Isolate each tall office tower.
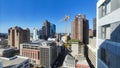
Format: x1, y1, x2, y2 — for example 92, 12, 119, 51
41, 26, 46, 39
97, 0, 120, 68
50, 23, 56, 37
41, 20, 56, 39
33, 28, 39, 40
20, 40, 57, 68
8, 26, 30, 49
93, 18, 96, 37
43, 20, 51, 39
39, 29, 43, 39
71, 14, 89, 44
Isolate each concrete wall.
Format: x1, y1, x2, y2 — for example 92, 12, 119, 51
71, 43, 79, 57
71, 43, 84, 57
63, 54, 75, 68
98, 8, 120, 26
87, 38, 96, 68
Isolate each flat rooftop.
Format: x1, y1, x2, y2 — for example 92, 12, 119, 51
22, 40, 56, 47
0, 56, 29, 67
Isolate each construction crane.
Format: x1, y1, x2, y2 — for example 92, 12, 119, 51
58, 15, 70, 49
58, 15, 70, 34
63, 15, 70, 34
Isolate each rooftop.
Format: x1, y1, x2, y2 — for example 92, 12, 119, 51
0, 56, 29, 67
21, 40, 56, 48
0, 48, 14, 53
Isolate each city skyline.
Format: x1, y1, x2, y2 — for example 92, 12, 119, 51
1, 0, 120, 68
0, 0, 97, 33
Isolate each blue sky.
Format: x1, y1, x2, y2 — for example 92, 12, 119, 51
0, 0, 97, 33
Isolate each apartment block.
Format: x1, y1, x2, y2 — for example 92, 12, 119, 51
97, 0, 120, 68
8, 26, 30, 49
71, 14, 89, 44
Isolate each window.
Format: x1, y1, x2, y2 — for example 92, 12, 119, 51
106, 0, 111, 14
102, 3, 106, 16
99, 0, 111, 18
38, 51, 40, 60
101, 24, 110, 39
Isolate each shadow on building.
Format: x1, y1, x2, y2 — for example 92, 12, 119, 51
52, 46, 68, 68
98, 24, 120, 68
84, 45, 94, 68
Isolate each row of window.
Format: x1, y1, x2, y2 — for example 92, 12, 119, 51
99, 0, 111, 18
22, 51, 40, 60
99, 0, 120, 18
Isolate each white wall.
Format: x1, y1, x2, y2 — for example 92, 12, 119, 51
71, 43, 79, 57
98, 8, 120, 26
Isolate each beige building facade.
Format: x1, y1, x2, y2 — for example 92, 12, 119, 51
20, 40, 57, 68
8, 26, 30, 49
71, 14, 89, 44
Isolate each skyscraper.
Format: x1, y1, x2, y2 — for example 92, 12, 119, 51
33, 28, 39, 40
71, 14, 89, 44
50, 23, 56, 37
43, 20, 51, 38
8, 26, 30, 49
41, 20, 56, 40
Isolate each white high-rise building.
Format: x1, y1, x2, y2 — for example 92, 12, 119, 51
33, 28, 39, 40
97, 0, 120, 68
